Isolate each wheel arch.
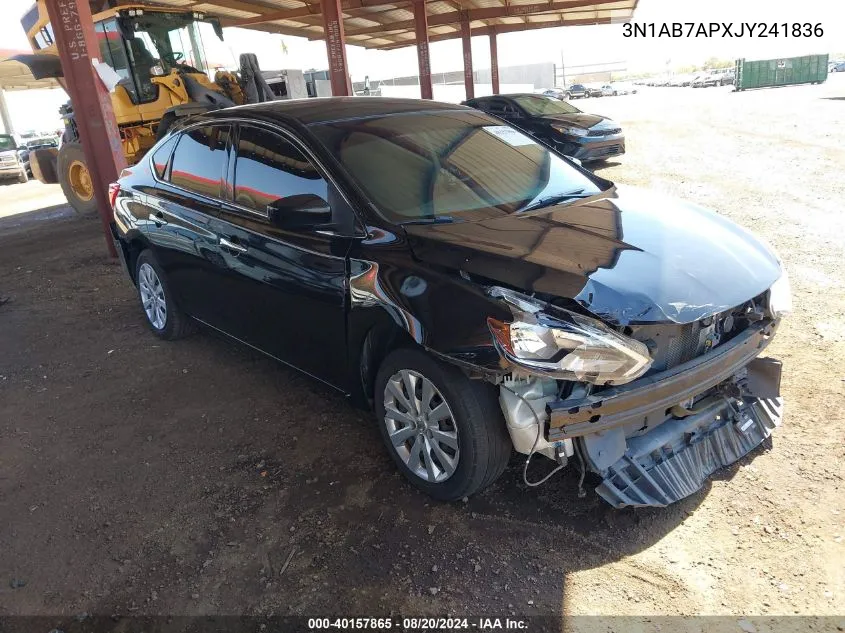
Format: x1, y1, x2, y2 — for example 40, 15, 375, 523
345, 258, 509, 407
351, 312, 419, 409
122, 232, 154, 285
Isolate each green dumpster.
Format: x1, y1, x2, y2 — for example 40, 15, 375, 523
735, 54, 828, 91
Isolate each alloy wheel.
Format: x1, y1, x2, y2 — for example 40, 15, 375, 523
383, 369, 459, 483
138, 262, 167, 330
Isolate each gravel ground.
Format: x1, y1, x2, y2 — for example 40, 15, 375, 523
0, 78, 843, 626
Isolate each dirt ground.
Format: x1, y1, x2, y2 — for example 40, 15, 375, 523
1, 77, 843, 626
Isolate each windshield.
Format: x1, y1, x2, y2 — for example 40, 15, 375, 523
0, 135, 16, 151
510, 95, 580, 116
313, 110, 605, 223
127, 12, 209, 73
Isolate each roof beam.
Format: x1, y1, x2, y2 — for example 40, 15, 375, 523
219, 0, 417, 27
330, 0, 621, 38
378, 14, 617, 48
186, 0, 267, 15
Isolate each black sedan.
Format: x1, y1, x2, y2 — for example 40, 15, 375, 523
464, 93, 625, 162
111, 97, 789, 508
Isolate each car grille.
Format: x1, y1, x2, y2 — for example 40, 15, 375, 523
632, 310, 747, 371
0, 156, 17, 166
664, 321, 704, 369
588, 128, 621, 137
592, 144, 624, 157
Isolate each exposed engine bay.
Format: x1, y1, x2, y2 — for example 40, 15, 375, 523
491, 289, 785, 508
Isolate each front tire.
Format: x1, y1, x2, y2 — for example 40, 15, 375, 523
135, 250, 194, 340
375, 348, 511, 501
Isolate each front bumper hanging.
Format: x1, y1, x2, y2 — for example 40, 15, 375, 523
544, 319, 784, 508
596, 393, 783, 507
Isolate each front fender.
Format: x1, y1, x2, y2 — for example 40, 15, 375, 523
347, 253, 510, 377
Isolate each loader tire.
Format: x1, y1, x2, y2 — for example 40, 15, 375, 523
30, 148, 59, 184
57, 142, 97, 215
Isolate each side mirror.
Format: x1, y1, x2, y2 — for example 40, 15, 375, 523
267, 194, 332, 230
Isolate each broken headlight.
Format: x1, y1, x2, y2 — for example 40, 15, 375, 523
487, 287, 652, 385
551, 123, 588, 137
768, 268, 792, 319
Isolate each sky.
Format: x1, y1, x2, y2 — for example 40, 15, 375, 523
2, 0, 843, 133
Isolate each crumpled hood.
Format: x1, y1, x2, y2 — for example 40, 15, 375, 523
403, 185, 782, 325
537, 112, 606, 129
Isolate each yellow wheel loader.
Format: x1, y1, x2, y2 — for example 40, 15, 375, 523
13, 1, 267, 214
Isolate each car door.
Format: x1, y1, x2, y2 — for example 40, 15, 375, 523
142, 124, 234, 323
208, 122, 353, 388
143, 124, 232, 324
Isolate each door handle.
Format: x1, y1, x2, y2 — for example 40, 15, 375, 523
149, 211, 167, 226
219, 237, 248, 254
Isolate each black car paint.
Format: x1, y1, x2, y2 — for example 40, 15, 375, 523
112, 98, 778, 407
464, 94, 625, 162
404, 186, 781, 325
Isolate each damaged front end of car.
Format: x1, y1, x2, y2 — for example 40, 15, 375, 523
485, 272, 790, 508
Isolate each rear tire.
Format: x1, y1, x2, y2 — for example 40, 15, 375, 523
57, 142, 97, 215
375, 348, 511, 501
134, 250, 195, 340
30, 148, 59, 184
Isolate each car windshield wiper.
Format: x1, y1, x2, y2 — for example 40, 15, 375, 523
519, 189, 593, 213
400, 216, 456, 225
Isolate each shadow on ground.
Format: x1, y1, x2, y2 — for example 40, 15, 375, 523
0, 212, 776, 623
589, 160, 622, 174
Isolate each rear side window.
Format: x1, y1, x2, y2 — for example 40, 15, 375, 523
232, 125, 327, 214
168, 125, 230, 199
150, 135, 178, 179
476, 98, 508, 114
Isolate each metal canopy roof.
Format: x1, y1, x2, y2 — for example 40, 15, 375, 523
0, 49, 61, 90
145, 0, 637, 50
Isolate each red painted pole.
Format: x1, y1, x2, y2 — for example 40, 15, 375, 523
489, 29, 500, 95
321, 0, 353, 96
413, 0, 433, 100
461, 13, 474, 100
44, 0, 125, 258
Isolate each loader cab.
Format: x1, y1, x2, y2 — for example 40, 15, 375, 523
23, 3, 223, 110
17, 1, 231, 215
106, 8, 216, 105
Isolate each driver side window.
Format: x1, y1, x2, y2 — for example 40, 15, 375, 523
232, 125, 329, 216
479, 98, 507, 114
481, 99, 519, 120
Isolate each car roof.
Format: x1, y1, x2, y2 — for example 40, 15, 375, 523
205, 97, 467, 126
477, 93, 543, 100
